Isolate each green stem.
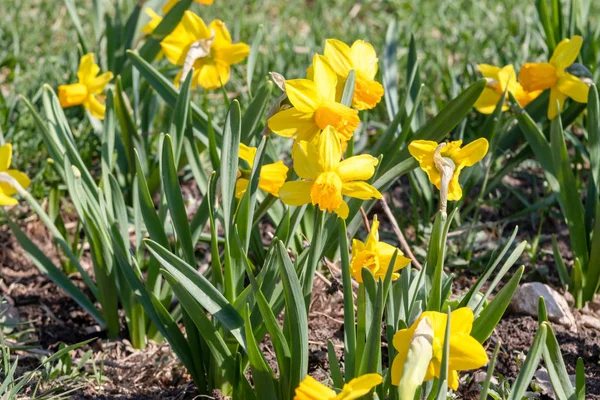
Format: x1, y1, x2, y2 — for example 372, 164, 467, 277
302, 209, 325, 309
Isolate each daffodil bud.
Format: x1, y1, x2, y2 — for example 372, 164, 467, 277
397, 316, 434, 399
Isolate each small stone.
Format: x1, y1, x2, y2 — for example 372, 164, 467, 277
581, 315, 600, 331
510, 282, 576, 330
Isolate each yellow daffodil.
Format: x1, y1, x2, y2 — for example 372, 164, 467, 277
162, 0, 213, 14
268, 55, 360, 143
279, 126, 381, 219
391, 308, 488, 390
323, 38, 384, 110
0, 144, 31, 206
519, 35, 590, 120
294, 374, 383, 400
142, 8, 162, 35
58, 53, 113, 119
161, 11, 250, 90
408, 138, 488, 201
235, 143, 289, 198
474, 64, 541, 114
350, 215, 411, 282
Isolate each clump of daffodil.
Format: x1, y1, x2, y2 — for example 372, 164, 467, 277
322, 38, 384, 110
235, 143, 289, 198
58, 53, 113, 119
408, 138, 488, 207
279, 126, 381, 219
391, 308, 488, 391
519, 35, 590, 120
161, 11, 250, 90
294, 373, 383, 400
474, 64, 541, 114
351, 215, 411, 282
268, 55, 360, 143
0, 143, 31, 206
162, 0, 213, 14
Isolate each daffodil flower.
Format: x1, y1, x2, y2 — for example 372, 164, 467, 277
519, 35, 590, 120
279, 126, 381, 219
351, 215, 411, 282
474, 64, 541, 114
268, 55, 360, 143
294, 373, 383, 400
58, 53, 114, 119
0, 144, 31, 206
235, 143, 289, 198
161, 11, 250, 90
162, 0, 213, 14
322, 39, 384, 110
408, 138, 488, 201
391, 308, 488, 390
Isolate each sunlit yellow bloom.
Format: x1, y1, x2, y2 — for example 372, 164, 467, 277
294, 374, 383, 400
268, 55, 360, 143
162, 0, 214, 14
142, 8, 162, 34
0, 144, 31, 206
279, 126, 381, 219
350, 215, 411, 282
391, 308, 488, 390
58, 53, 113, 119
519, 35, 589, 120
474, 64, 541, 114
322, 39, 384, 110
235, 143, 288, 198
408, 138, 488, 201
161, 11, 250, 90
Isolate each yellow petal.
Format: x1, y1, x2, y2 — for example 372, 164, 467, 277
314, 101, 359, 141
448, 333, 488, 371
450, 307, 474, 334
448, 370, 460, 391
474, 87, 504, 114
77, 53, 100, 83
512, 83, 542, 109
196, 0, 214, 4
350, 40, 378, 79
214, 42, 250, 66
408, 140, 441, 188
161, 0, 178, 13
477, 64, 501, 79
197, 62, 230, 90
377, 242, 411, 276
391, 328, 414, 385
161, 11, 210, 65
292, 141, 321, 179
336, 374, 383, 400
324, 38, 353, 77
311, 172, 343, 213
352, 71, 384, 110
519, 62, 557, 92
284, 79, 321, 113
497, 64, 517, 93
268, 107, 319, 140
0, 143, 12, 171
0, 170, 31, 197
58, 83, 88, 108
293, 375, 336, 400
209, 19, 232, 47
279, 180, 313, 207
88, 72, 113, 94
452, 138, 489, 168
84, 95, 106, 119
318, 126, 342, 172
0, 189, 18, 206
238, 143, 257, 167
235, 178, 249, 199
142, 8, 162, 34
447, 166, 464, 201
336, 154, 379, 182
341, 181, 382, 200
548, 86, 567, 120
312, 54, 337, 101
557, 73, 589, 103
334, 199, 349, 219
259, 161, 289, 197
550, 35, 583, 70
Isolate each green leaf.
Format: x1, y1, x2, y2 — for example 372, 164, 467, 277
435, 307, 452, 400
479, 340, 501, 400
552, 235, 572, 287
169, 71, 193, 164
242, 306, 277, 398
508, 323, 547, 400
576, 358, 586, 400
62, 0, 88, 54
382, 19, 399, 120
241, 81, 273, 143
327, 340, 343, 389
587, 85, 599, 190
540, 310, 575, 399
341, 70, 356, 107
246, 25, 265, 96
114, 76, 139, 175
338, 219, 356, 381
536, 0, 557, 52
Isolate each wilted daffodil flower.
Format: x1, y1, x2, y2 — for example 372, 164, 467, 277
323, 39, 384, 110
58, 53, 113, 119
161, 11, 250, 90
351, 215, 411, 282
519, 35, 590, 120
391, 308, 488, 390
0, 144, 31, 206
474, 64, 541, 114
162, 0, 213, 14
268, 55, 360, 143
235, 143, 289, 198
294, 373, 383, 400
408, 138, 488, 202
279, 126, 381, 219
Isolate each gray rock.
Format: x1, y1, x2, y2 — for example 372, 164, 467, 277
581, 315, 600, 331
510, 282, 576, 330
